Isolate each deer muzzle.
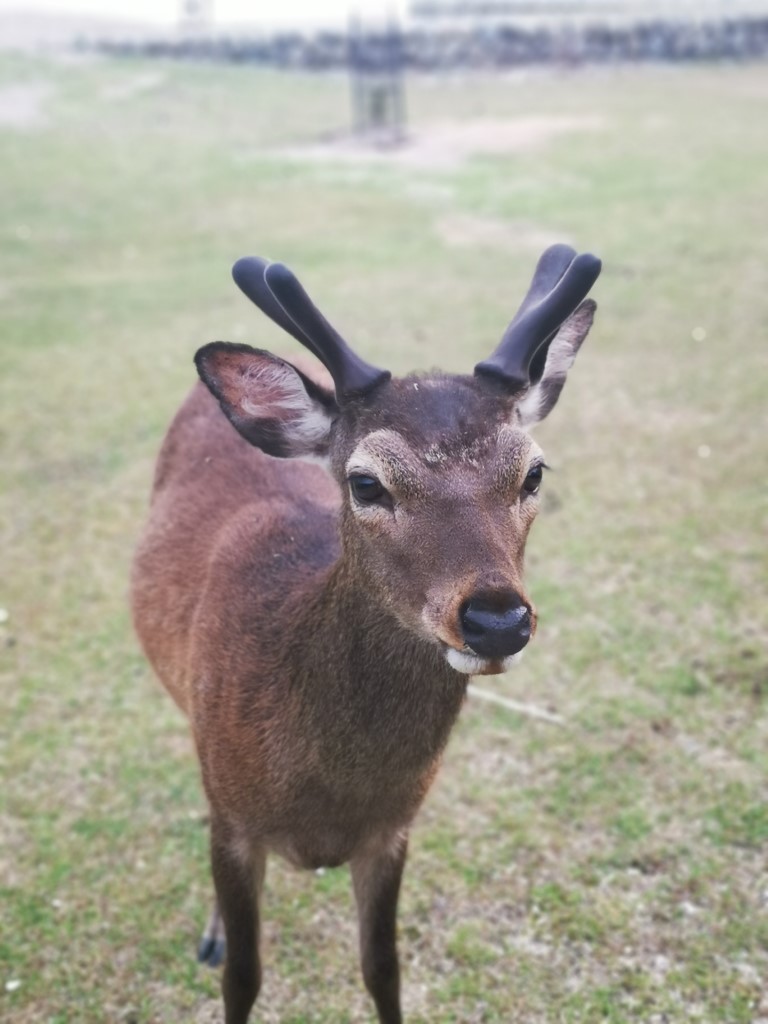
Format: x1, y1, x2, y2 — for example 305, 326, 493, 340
459, 592, 532, 659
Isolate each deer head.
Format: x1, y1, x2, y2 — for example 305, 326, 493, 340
195, 246, 600, 676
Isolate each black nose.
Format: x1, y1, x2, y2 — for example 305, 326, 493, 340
460, 592, 531, 659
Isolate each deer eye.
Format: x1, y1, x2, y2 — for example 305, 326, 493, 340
349, 474, 387, 505
522, 464, 544, 495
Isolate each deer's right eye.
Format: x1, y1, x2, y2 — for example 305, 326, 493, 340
522, 464, 544, 495
349, 474, 387, 505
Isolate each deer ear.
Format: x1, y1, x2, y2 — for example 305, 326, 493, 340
516, 300, 596, 428
195, 342, 338, 459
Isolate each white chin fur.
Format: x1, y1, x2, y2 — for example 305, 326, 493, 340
445, 648, 525, 675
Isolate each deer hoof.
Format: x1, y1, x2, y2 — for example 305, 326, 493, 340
197, 933, 226, 968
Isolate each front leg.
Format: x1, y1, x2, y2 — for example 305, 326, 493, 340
351, 832, 409, 1024
210, 817, 267, 1024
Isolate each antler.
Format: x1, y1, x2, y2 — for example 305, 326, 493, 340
475, 245, 602, 392
232, 257, 391, 401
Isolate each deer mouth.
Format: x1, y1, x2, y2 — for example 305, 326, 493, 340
443, 645, 525, 676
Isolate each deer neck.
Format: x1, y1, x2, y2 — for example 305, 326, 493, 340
287, 542, 466, 712
284, 556, 467, 781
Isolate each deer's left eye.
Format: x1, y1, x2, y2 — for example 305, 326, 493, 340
349, 474, 387, 504
522, 464, 544, 495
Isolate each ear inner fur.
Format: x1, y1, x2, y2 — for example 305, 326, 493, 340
195, 341, 336, 458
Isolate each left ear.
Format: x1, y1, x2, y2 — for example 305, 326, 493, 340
195, 342, 338, 459
516, 299, 596, 428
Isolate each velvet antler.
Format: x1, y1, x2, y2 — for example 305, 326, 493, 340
475, 245, 601, 393
232, 257, 391, 401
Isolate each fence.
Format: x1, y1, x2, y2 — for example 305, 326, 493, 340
84, 15, 768, 68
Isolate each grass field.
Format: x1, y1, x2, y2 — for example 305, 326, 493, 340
1, 52, 767, 1024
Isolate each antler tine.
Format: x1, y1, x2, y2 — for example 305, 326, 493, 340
262, 262, 391, 401
232, 257, 391, 401
232, 257, 316, 352
475, 245, 602, 392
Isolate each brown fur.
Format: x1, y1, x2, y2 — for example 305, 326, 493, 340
133, 377, 479, 864
131, 303, 594, 1022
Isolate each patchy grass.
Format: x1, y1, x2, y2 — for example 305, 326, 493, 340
1, 55, 767, 1023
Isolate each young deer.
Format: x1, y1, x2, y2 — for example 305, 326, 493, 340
131, 244, 601, 1024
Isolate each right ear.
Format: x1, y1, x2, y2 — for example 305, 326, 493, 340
195, 342, 338, 459
515, 299, 596, 428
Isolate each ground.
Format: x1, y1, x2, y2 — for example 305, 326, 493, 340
0, 53, 766, 1023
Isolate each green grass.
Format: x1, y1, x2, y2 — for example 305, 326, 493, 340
1, 54, 767, 1023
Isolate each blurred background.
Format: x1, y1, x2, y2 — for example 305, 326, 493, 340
1, 1, 767, 1021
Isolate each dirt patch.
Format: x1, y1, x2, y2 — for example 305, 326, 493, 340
279, 114, 605, 171
192, 1000, 224, 1024
695, 646, 768, 701
436, 213, 571, 253
102, 71, 167, 103
0, 82, 52, 129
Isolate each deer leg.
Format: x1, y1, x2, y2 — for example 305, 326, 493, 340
198, 898, 226, 967
209, 819, 266, 1024
351, 833, 408, 1024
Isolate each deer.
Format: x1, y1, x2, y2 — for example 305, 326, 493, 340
130, 243, 601, 1024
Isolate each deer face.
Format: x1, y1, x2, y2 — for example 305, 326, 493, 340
331, 376, 541, 674
196, 247, 600, 676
